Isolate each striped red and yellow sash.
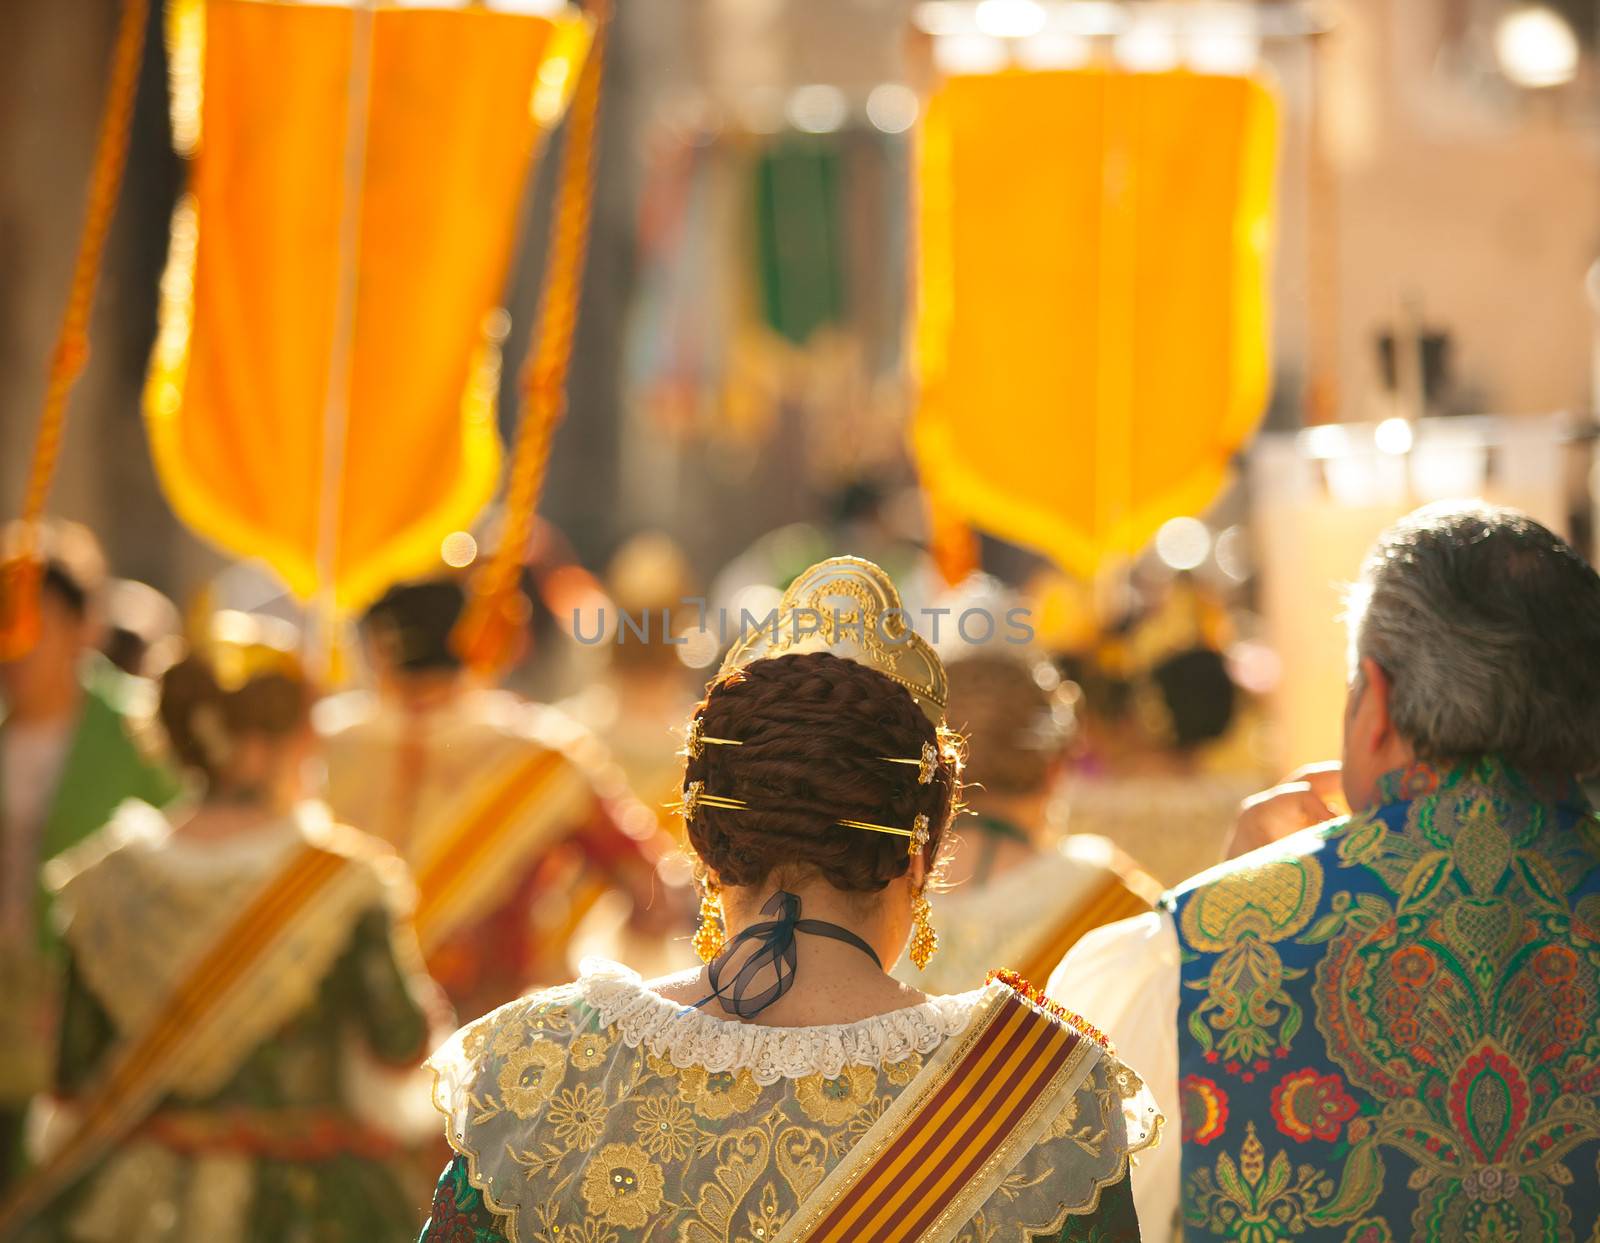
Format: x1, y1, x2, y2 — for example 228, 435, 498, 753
780, 986, 1098, 1243
1012, 871, 1153, 987
410, 746, 575, 954
0, 843, 351, 1236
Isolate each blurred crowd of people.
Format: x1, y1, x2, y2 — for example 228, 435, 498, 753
6, 501, 1596, 1242
0, 510, 1266, 1240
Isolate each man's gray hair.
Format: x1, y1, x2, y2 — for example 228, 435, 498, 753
1347, 502, 1600, 777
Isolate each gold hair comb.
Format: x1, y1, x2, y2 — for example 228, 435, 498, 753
677, 782, 931, 859
682, 715, 745, 760
880, 740, 939, 785
684, 718, 940, 784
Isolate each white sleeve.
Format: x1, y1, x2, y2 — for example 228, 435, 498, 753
1046, 910, 1182, 1243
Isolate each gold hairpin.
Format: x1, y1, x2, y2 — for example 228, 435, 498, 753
683, 716, 745, 760
677, 782, 931, 856
677, 781, 749, 820
880, 740, 939, 785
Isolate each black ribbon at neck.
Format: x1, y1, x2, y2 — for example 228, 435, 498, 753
695, 890, 882, 1020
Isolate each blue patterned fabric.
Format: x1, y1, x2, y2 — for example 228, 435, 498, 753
1165, 758, 1600, 1242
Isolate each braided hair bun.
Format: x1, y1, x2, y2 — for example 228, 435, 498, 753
159, 654, 311, 786
684, 651, 962, 892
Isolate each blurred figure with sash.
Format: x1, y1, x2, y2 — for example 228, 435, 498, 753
897, 652, 1160, 995
0, 522, 180, 1192
1061, 577, 1264, 888
419, 558, 1159, 1243
321, 577, 681, 1023
0, 613, 440, 1242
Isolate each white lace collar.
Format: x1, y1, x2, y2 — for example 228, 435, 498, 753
575, 958, 993, 1085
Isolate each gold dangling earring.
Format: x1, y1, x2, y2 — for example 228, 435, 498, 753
909, 887, 938, 970
693, 883, 725, 963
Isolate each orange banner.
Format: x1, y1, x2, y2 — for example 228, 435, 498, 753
146, 0, 589, 612
913, 70, 1278, 578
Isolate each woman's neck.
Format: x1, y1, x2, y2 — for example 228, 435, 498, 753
939, 793, 1049, 889
173, 798, 295, 842
654, 879, 928, 1027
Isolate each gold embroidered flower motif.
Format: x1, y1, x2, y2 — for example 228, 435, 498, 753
796, 1065, 877, 1127
557, 1223, 620, 1243
746, 1182, 788, 1239
461, 1022, 490, 1061
580, 1141, 665, 1229
1049, 1091, 1083, 1139
645, 1052, 680, 1079
496, 1039, 567, 1119
491, 1020, 529, 1057
884, 1055, 921, 1086
634, 1093, 697, 1160
547, 1083, 609, 1152
570, 1028, 612, 1070
678, 1066, 762, 1121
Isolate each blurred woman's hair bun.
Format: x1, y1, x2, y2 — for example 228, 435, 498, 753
159, 612, 312, 784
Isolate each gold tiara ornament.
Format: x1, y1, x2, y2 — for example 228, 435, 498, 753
717, 556, 948, 725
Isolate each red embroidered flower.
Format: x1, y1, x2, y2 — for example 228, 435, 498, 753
1180, 1074, 1229, 1146
427, 1193, 478, 1243
1449, 1045, 1529, 1163
1271, 1068, 1358, 1143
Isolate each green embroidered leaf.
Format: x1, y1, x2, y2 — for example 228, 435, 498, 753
1280, 1000, 1303, 1049
1214, 1152, 1249, 1206
1189, 1008, 1214, 1053
1262, 1150, 1292, 1203
1396, 852, 1452, 913
1301, 910, 1348, 945
1514, 854, 1565, 911
1338, 816, 1387, 866
1307, 1138, 1384, 1226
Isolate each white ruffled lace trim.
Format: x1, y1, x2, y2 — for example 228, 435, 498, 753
576, 959, 989, 1086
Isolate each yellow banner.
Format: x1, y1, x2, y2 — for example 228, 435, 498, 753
913, 70, 1278, 577
146, 0, 589, 611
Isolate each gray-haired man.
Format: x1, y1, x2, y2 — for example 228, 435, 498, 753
1050, 503, 1600, 1242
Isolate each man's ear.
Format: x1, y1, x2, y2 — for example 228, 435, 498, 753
1354, 657, 1395, 752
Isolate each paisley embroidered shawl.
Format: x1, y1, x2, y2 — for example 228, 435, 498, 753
426, 961, 1161, 1242
1166, 758, 1600, 1242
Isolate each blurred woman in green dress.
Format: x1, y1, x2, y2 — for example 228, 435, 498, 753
4, 615, 443, 1243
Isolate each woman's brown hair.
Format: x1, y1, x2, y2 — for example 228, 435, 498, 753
159, 654, 311, 786
684, 651, 962, 892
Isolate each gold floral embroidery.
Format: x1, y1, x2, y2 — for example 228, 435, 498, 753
497, 1039, 567, 1119
547, 1083, 609, 1151
678, 1066, 762, 1120
1180, 855, 1325, 1074
746, 1182, 788, 1239
461, 1020, 490, 1062
1184, 1122, 1335, 1242
491, 1019, 529, 1057
645, 1051, 679, 1078
1049, 1091, 1082, 1139
634, 1093, 698, 1160
884, 1054, 922, 1086
579, 1141, 665, 1229
570, 1029, 611, 1070
796, 1065, 878, 1127
440, 982, 1150, 1243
